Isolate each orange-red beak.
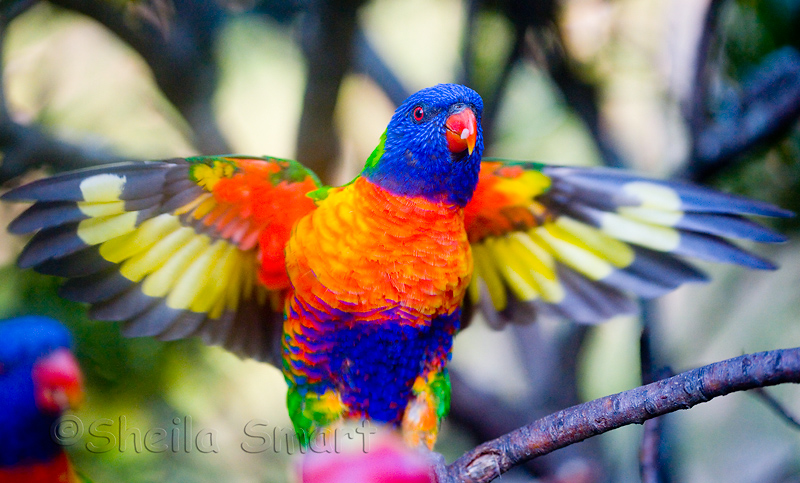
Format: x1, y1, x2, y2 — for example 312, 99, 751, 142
32, 348, 84, 414
445, 107, 477, 155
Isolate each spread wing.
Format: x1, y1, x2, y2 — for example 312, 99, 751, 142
3, 156, 321, 362
464, 160, 792, 328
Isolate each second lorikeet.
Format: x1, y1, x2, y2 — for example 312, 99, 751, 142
2, 84, 791, 449
0, 316, 85, 483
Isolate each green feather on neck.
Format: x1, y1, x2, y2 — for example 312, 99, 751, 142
361, 129, 387, 176
307, 130, 387, 203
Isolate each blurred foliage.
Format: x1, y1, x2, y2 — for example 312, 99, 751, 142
712, 0, 800, 229
726, 0, 800, 74
467, 11, 514, 97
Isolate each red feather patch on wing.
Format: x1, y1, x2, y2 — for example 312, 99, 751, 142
3, 155, 323, 363
464, 162, 551, 243
190, 158, 319, 289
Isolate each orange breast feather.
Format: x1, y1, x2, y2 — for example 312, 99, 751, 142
285, 177, 473, 324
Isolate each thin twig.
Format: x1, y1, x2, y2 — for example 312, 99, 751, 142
752, 386, 800, 432
439, 347, 800, 483
638, 326, 673, 483
640, 415, 669, 483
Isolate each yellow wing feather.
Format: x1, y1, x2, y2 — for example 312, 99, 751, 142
465, 160, 788, 326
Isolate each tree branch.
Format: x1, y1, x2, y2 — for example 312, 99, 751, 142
0, 6, 128, 183
449, 325, 607, 481
294, 0, 366, 183
686, 0, 725, 151
0, 119, 130, 183
682, 0, 800, 181
638, 331, 673, 483
0, 0, 38, 23
352, 28, 409, 107
638, 311, 673, 483
687, 46, 800, 181
48, 0, 231, 155
439, 347, 800, 483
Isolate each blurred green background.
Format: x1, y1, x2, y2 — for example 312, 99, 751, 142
1, 0, 799, 481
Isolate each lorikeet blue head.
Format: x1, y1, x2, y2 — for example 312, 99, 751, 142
363, 83, 484, 206
0, 316, 83, 468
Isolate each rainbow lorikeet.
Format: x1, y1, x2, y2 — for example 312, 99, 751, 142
0, 316, 85, 482
2, 84, 790, 449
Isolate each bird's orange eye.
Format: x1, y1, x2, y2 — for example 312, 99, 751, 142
412, 106, 424, 122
